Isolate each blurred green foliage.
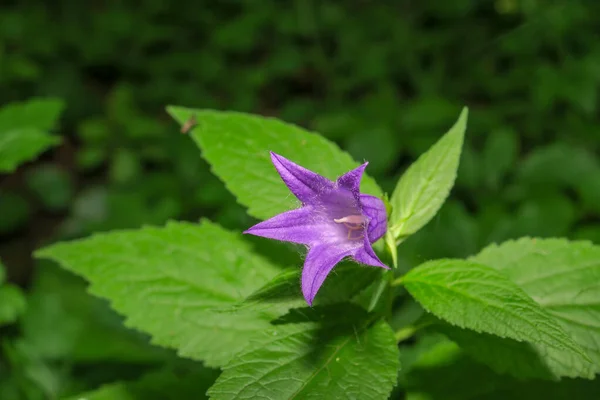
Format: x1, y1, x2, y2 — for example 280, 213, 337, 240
1, 0, 600, 398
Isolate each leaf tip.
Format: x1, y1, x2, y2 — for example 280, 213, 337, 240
165, 105, 191, 125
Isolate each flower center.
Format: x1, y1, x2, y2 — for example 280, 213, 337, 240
333, 215, 366, 241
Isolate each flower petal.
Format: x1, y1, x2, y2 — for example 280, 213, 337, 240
360, 194, 387, 243
270, 152, 333, 204
352, 237, 389, 269
244, 206, 326, 245
336, 162, 368, 195
301, 245, 351, 305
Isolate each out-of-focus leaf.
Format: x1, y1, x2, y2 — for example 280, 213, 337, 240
0, 260, 26, 326
63, 368, 219, 400
20, 262, 169, 363
0, 98, 64, 172
0, 191, 31, 234
482, 128, 518, 189
25, 164, 74, 212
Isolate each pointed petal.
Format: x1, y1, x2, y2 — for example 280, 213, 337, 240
301, 245, 351, 305
360, 194, 387, 243
337, 162, 368, 194
270, 152, 333, 204
352, 237, 389, 269
244, 206, 325, 245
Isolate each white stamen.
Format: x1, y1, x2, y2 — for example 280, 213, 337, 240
334, 215, 365, 224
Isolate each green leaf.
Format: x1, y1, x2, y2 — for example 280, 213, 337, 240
402, 259, 590, 368
208, 306, 399, 400
0, 98, 64, 173
0, 260, 26, 326
20, 262, 168, 363
384, 229, 399, 268
166, 106, 382, 220
0, 98, 64, 132
64, 368, 219, 400
436, 322, 595, 380
389, 107, 468, 240
0, 285, 26, 327
239, 262, 380, 316
471, 238, 600, 375
35, 220, 281, 367
0, 128, 60, 173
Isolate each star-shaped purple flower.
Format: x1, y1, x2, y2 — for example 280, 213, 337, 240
244, 152, 389, 305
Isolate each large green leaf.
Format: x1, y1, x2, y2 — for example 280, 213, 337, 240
35, 220, 280, 367
402, 259, 590, 368
470, 238, 600, 375
389, 107, 468, 241
0, 98, 64, 173
208, 306, 399, 400
166, 107, 382, 220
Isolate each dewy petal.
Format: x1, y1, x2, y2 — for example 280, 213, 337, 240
360, 194, 387, 243
301, 245, 352, 305
352, 237, 389, 269
244, 206, 325, 245
336, 162, 368, 194
270, 152, 333, 204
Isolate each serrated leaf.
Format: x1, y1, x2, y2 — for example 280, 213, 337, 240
390, 107, 468, 240
471, 238, 600, 375
239, 262, 380, 316
64, 367, 219, 400
402, 259, 590, 368
35, 220, 281, 367
0, 98, 64, 173
166, 106, 382, 220
208, 306, 399, 400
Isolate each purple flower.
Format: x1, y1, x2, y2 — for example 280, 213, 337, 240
244, 152, 389, 305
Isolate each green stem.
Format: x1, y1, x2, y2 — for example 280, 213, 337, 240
367, 271, 389, 312
390, 276, 404, 287
394, 325, 418, 343
394, 321, 433, 343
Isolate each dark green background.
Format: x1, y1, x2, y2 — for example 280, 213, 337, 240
1, 0, 599, 398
